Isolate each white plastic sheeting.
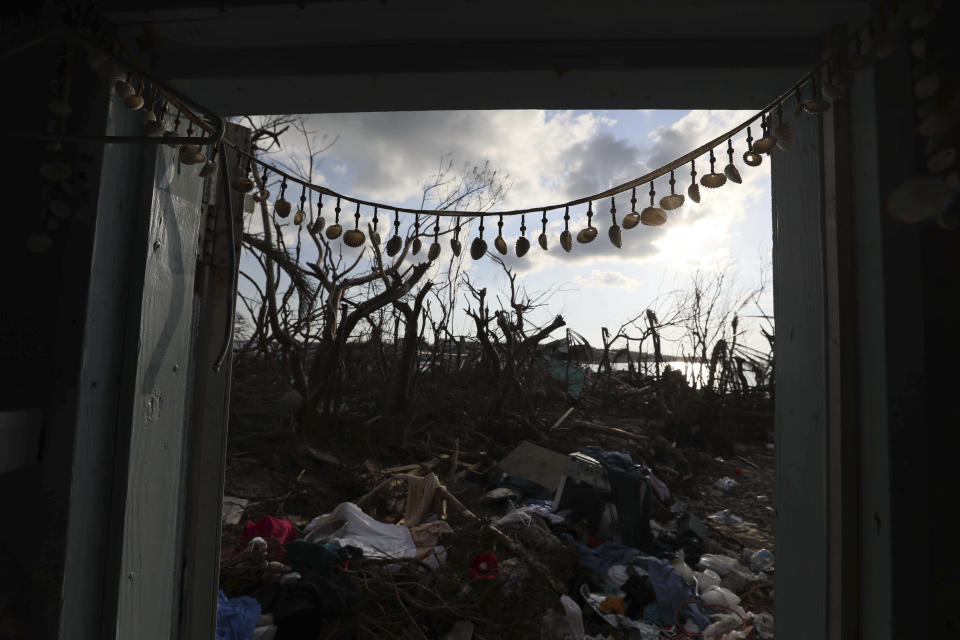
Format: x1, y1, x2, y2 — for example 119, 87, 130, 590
304, 502, 416, 559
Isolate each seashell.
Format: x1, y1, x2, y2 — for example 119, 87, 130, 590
40, 161, 72, 181
494, 235, 507, 255
386, 234, 402, 256
773, 121, 794, 149
909, 37, 925, 59
560, 230, 572, 252
577, 227, 598, 243
822, 82, 847, 99
114, 80, 134, 98
343, 229, 365, 247
274, 198, 291, 217
231, 175, 254, 192
410, 237, 422, 255
700, 172, 727, 189
802, 99, 831, 114
752, 136, 777, 154
723, 164, 742, 184
660, 193, 685, 210
914, 73, 940, 100
48, 100, 72, 117
371, 231, 381, 245
886, 177, 954, 223
325, 223, 342, 240
179, 145, 204, 165
294, 210, 306, 225
198, 161, 216, 178
163, 130, 182, 148
123, 94, 144, 110
688, 183, 701, 203
144, 120, 165, 137
743, 150, 763, 167
470, 237, 487, 259
622, 212, 641, 228
515, 236, 530, 257
927, 148, 956, 173
608, 223, 622, 248
26, 232, 53, 253
918, 107, 960, 137
450, 237, 462, 256
48, 199, 72, 219
428, 241, 441, 261
640, 206, 667, 226
251, 189, 270, 203
537, 232, 548, 250
909, 9, 936, 31
141, 109, 157, 123
874, 32, 900, 58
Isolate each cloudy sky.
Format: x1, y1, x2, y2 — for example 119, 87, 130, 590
239, 109, 773, 353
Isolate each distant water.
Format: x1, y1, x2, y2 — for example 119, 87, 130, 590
596, 360, 760, 386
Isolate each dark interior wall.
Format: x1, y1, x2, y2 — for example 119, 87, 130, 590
0, 23, 110, 640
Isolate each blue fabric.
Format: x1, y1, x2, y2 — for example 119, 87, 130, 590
217, 590, 261, 640
572, 541, 710, 631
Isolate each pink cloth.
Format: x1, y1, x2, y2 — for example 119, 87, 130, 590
240, 516, 298, 558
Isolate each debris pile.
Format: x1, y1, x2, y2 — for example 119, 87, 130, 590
219, 427, 775, 639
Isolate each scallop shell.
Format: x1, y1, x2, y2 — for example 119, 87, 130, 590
515, 236, 530, 257
40, 162, 72, 181
723, 164, 742, 184
428, 242, 441, 261
232, 176, 254, 192
371, 231, 381, 245
494, 235, 508, 255
802, 99, 831, 114
325, 223, 343, 240
274, 199, 291, 217
622, 212, 641, 229
123, 94, 144, 111
886, 177, 953, 223
773, 121, 794, 149
114, 80, 134, 98
700, 172, 727, 189
179, 145, 201, 164
470, 237, 487, 259
198, 161, 216, 178
538, 232, 548, 250
640, 206, 667, 226
144, 120, 165, 137
386, 234, 402, 256
163, 130, 182, 149
927, 148, 956, 173
688, 183, 701, 203
343, 229, 365, 247
914, 73, 941, 100
294, 210, 306, 225
743, 151, 763, 167
752, 136, 777, 154
252, 189, 270, 203
450, 238, 462, 256
659, 194, 685, 210
410, 237, 422, 255
141, 109, 157, 123
560, 230, 572, 252
48, 100, 72, 117
577, 227, 598, 243
608, 224, 622, 248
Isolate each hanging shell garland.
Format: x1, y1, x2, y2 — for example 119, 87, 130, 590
123, 94, 144, 110
428, 241, 441, 261
325, 222, 342, 239
410, 237, 422, 255
294, 210, 306, 225
274, 198, 291, 217
231, 175, 254, 192
494, 235, 507, 255
538, 232, 548, 250
560, 229, 572, 252
450, 237, 462, 256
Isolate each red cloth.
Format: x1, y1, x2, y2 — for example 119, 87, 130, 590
468, 551, 499, 579
240, 516, 298, 558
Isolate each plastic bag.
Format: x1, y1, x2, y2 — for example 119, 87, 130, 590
697, 554, 743, 576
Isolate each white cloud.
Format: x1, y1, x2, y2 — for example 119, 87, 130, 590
573, 270, 642, 289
